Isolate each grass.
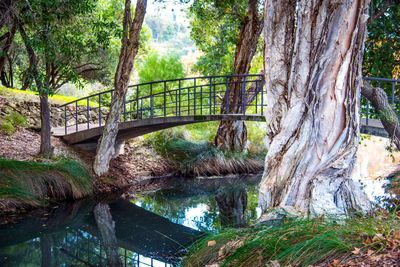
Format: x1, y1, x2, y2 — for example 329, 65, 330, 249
0, 86, 99, 107
147, 129, 265, 176
0, 158, 94, 210
184, 209, 400, 266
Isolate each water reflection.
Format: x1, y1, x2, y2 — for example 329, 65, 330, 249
0, 174, 262, 266
134, 174, 262, 231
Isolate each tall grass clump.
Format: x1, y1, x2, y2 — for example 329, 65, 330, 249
184, 209, 400, 266
0, 158, 93, 209
147, 129, 265, 176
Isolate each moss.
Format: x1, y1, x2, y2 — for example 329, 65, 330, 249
0, 158, 94, 209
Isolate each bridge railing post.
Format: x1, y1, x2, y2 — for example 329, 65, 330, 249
99, 94, 102, 127
150, 83, 154, 118
194, 78, 197, 115
164, 81, 167, 118
255, 79, 258, 114
241, 76, 246, 114
87, 98, 90, 129
64, 105, 67, 135
136, 86, 139, 120
178, 80, 181, 116
261, 76, 264, 116
75, 101, 78, 133
200, 80, 203, 115
209, 77, 212, 115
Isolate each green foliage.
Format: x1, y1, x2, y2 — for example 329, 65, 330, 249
138, 51, 186, 84
0, 111, 27, 135
0, 121, 15, 135
188, 0, 263, 76
0, 158, 93, 206
4, 112, 27, 127
364, 1, 400, 78
184, 210, 400, 266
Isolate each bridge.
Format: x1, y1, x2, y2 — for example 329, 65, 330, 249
53, 75, 400, 145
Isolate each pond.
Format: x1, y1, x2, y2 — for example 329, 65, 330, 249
0, 174, 263, 267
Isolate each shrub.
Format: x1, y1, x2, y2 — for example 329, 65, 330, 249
0, 121, 15, 135
4, 112, 27, 127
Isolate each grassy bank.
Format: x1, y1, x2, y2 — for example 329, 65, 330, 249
184, 209, 400, 266
0, 158, 94, 212
146, 122, 266, 176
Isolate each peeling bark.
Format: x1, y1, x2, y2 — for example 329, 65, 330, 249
361, 81, 400, 150
259, 0, 371, 216
214, 0, 263, 151
94, 0, 147, 176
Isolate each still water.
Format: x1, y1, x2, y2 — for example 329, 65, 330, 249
0, 175, 262, 267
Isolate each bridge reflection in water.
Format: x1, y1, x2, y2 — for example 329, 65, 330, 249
0, 197, 202, 267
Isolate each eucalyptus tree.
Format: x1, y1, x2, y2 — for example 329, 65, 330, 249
189, 0, 263, 151
259, 0, 371, 216
94, 0, 147, 176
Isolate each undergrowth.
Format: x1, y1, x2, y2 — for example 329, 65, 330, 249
147, 128, 265, 176
0, 158, 94, 210
184, 209, 400, 266
0, 112, 27, 135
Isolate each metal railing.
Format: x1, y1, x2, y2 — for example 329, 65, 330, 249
59, 75, 400, 135
361, 77, 400, 126
60, 74, 265, 135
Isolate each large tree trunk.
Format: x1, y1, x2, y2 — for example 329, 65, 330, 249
93, 0, 147, 176
259, 0, 371, 217
361, 81, 400, 150
214, 0, 263, 151
93, 203, 122, 267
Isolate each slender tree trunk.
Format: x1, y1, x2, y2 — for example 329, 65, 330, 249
259, 0, 371, 217
94, 203, 122, 267
94, 0, 147, 176
214, 0, 263, 151
361, 81, 400, 150
39, 91, 52, 155
0, 22, 16, 80
19, 22, 53, 155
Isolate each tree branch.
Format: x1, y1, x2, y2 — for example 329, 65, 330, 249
361, 80, 400, 150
